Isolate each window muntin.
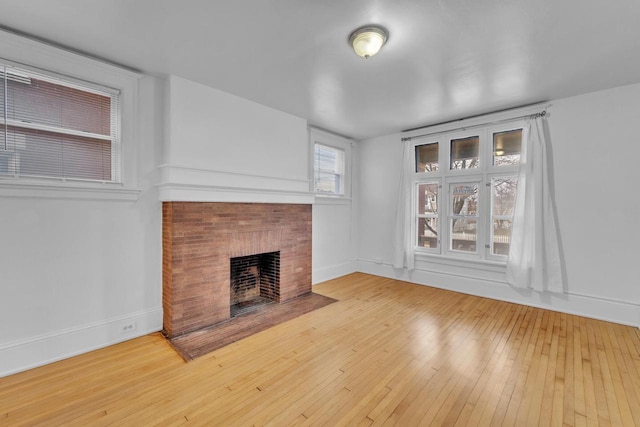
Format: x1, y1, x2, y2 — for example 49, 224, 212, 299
415, 142, 438, 172
449, 183, 478, 253
416, 182, 439, 250
0, 63, 120, 182
412, 122, 523, 262
313, 143, 345, 195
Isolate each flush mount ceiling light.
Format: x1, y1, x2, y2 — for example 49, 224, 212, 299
349, 25, 388, 59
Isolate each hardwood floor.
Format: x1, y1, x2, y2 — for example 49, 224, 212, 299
2, 273, 639, 426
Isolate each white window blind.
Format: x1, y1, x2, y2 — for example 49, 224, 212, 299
314, 143, 345, 195
0, 62, 120, 182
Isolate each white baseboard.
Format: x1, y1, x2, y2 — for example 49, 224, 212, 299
357, 260, 640, 328
312, 260, 358, 285
0, 307, 162, 378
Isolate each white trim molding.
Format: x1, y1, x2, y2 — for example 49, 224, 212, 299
158, 183, 314, 204
312, 260, 358, 285
0, 181, 140, 201
356, 260, 640, 328
0, 307, 162, 378
158, 164, 314, 204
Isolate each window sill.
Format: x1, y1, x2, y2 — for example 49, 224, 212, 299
0, 179, 140, 201
415, 251, 506, 272
313, 195, 352, 205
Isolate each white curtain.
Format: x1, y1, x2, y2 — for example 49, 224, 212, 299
392, 140, 415, 270
506, 115, 563, 292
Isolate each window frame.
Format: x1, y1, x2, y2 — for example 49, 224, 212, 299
309, 127, 352, 199
414, 180, 441, 253
411, 119, 526, 263
1, 60, 121, 183
0, 29, 141, 200
313, 142, 345, 196
413, 137, 442, 253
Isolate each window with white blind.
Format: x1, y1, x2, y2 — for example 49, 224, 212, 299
314, 143, 345, 195
0, 62, 120, 183
310, 127, 351, 199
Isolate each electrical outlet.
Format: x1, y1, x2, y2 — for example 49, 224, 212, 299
120, 321, 137, 334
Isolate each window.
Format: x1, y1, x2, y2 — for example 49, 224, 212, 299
313, 143, 345, 195
0, 62, 120, 182
412, 123, 523, 261
309, 127, 351, 199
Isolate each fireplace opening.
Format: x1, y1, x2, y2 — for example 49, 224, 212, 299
230, 251, 280, 317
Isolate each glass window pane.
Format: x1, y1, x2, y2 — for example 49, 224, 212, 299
6, 126, 111, 180
1, 63, 120, 183
415, 143, 438, 172
6, 72, 112, 136
450, 136, 479, 169
493, 129, 522, 166
418, 217, 438, 249
417, 183, 438, 214
451, 184, 478, 216
492, 177, 517, 216
451, 218, 477, 252
493, 219, 511, 255
314, 143, 345, 195
315, 171, 341, 194
450, 183, 478, 253
491, 177, 517, 257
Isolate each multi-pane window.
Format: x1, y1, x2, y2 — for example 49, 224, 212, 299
0, 62, 120, 182
313, 143, 345, 195
412, 123, 523, 261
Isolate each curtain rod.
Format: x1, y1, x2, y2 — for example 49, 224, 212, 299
400, 109, 547, 142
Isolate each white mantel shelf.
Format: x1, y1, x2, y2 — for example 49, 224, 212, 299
158, 164, 314, 204
158, 183, 315, 204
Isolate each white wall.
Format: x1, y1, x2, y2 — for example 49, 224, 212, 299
0, 75, 164, 377
549, 85, 640, 305
356, 84, 640, 327
159, 75, 313, 203
310, 128, 359, 283
313, 199, 357, 283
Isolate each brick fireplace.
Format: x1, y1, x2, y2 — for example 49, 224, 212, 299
162, 202, 312, 338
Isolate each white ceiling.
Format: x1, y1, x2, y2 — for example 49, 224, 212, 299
1, 0, 639, 140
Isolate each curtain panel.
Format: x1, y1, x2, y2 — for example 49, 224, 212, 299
393, 140, 415, 270
506, 115, 564, 292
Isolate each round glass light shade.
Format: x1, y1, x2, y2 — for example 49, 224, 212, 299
349, 26, 388, 59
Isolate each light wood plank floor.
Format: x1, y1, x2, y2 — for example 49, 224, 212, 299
2, 273, 639, 426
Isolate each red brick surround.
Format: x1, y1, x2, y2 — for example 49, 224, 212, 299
162, 202, 312, 338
